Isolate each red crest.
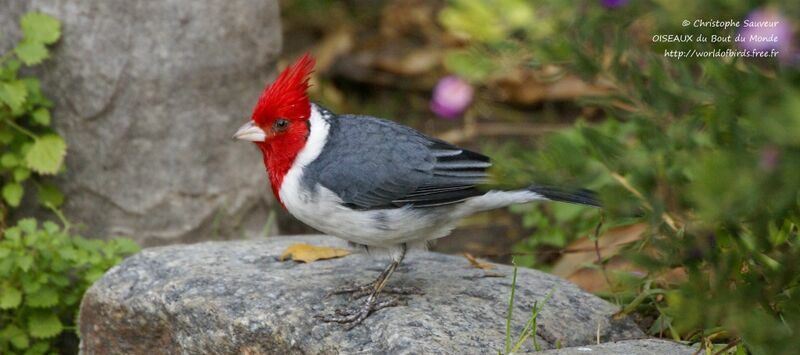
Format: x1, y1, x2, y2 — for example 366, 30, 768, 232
252, 54, 315, 125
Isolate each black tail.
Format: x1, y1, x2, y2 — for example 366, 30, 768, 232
528, 185, 602, 207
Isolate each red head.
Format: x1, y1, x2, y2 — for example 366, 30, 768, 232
233, 54, 315, 202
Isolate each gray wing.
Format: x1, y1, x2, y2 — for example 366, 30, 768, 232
303, 113, 491, 210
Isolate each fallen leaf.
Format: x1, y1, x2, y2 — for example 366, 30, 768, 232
279, 243, 351, 263
551, 224, 687, 293
550, 223, 647, 278
463, 252, 495, 270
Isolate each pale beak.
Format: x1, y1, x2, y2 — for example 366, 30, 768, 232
232, 121, 266, 142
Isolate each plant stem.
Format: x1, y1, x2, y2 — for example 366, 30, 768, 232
47, 204, 71, 233
2, 118, 38, 140
505, 259, 518, 354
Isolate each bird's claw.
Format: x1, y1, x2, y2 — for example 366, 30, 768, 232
325, 282, 374, 299
326, 282, 423, 300
316, 296, 402, 329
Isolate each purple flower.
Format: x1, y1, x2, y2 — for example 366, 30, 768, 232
430, 76, 474, 119
759, 145, 780, 172
738, 8, 794, 62
601, 0, 628, 9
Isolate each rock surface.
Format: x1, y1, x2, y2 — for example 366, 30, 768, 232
0, 0, 282, 245
539, 339, 696, 355
79, 235, 644, 354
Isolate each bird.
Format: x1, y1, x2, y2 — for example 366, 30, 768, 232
233, 54, 600, 328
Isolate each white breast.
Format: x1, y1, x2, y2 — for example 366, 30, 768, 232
278, 104, 330, 223
278, 105, 458, 247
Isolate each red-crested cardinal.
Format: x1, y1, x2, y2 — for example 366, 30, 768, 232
233, 54, 599, 327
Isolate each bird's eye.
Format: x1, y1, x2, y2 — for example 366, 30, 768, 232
273, 119, 289, 132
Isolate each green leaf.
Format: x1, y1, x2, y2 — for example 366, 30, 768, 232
20, 78, 44, 105
648, 313, 673, 334
15, 40, 48, 66
21, 276, 43, 294
0, 59, 21, 81
26, 288, 59, 308
26, 340, 51, 354
4, 227, 21, 242
58, 247, 77, 262
84, 269, 106, 283
17, 255, 34, 272
113, 238, 141, 255
42, 221, 60, 234
0, 127, 14, 144
0, 81, 28, 111
20, 12, 61, 45
27, 312, 63, 339
444, 50, 496, 82
22, 228, 39, 246
439, 0, 504, 42
0, 285, 23, 309
13, 167, 31, 182
37, 183, 63, 208
25, 341, 51, 354
1, 152, 19, 168
18, 218, 37, 234
2, 182, 24, 207
31, 107, 51, 126
0, 325, 30, 349
25, 134, 66, 175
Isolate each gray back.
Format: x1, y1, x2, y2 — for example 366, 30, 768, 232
302, 105, 491, 210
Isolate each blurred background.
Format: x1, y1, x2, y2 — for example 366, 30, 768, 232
2, 0, 800, 353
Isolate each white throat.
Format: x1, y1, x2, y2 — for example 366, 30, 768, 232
278, 104, 331, 203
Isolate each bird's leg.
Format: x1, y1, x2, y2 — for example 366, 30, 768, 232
325, 255, 422, 299
318, 244, 419, 328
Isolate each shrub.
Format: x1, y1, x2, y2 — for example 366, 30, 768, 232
1, 12, 140, 354
1, 12, 67, 224
440, 0, 799, 353
0, 219, 138, 354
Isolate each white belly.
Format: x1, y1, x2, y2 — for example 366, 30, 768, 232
282, 183, 459, 247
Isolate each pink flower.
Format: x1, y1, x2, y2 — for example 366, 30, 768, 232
430, 76, 474, 119
737, 8, 794, 62
601, 0, 628, 9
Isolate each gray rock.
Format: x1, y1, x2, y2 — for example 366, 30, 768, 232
539, 339, 696, 355
79, 235, 644, 354
0, 0, 282, 245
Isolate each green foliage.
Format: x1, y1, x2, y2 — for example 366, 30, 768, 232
440, 0, 569, 83
0, 219, 139, 354
1, 12, 140, 355
25, 135, 67, 175
442, 0, 800, 353
502, 260, 553, 354
1, 12, 66, 216
440, 0, 538, 44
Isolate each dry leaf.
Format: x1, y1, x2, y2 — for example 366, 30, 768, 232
551, 224, 687, 293
551, 224, 647, 278
279, 243, 351, 263
463, 253, 495, 270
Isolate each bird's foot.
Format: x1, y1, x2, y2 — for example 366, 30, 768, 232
326, 282, 423, 300
316, 295, 402, 329
325, 282, 374, 298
